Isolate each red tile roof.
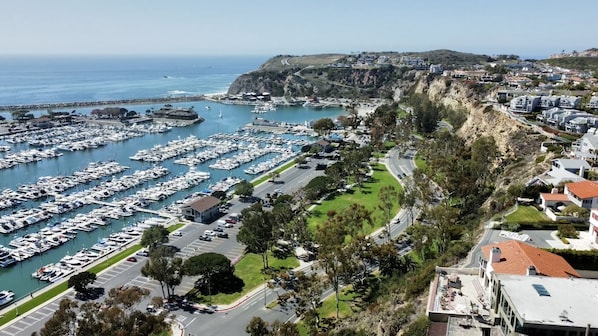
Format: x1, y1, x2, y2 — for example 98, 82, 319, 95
540, 193, 570, 202
566, 180, 598, 199
481, 240, 580, 278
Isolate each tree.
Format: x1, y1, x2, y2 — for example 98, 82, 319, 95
316, 204, 371, 319
68, 271, 96, 296
139, 225, 169, 251
141, 245, 183, 298
237, 203, 274, 270
235, 179, 254, 199
304, 175, 333, 201
52, 286, 168, 336
38, 298, 77, 336
184, 253, 235, 302
378, 185, 398, 242
268, 171, 280, 182
312, 117, 335, 136
293, 272, 327, 332
246, 316, 271, 336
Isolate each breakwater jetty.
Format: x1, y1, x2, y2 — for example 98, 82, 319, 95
0, 95, 207, 111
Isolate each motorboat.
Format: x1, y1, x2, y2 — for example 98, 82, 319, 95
0, 290, 15, 306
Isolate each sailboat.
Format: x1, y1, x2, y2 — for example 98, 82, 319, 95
219, 110, 222, 118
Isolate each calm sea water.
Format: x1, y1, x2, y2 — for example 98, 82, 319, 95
0, 56, 346, 300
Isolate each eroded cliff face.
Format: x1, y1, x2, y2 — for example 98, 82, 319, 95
415, 77, 542, 161
413, 76, 549, 196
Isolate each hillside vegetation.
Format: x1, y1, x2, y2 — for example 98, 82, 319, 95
543, 56, 598, 72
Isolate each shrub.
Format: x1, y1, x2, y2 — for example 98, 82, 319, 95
557, 224, 579, 239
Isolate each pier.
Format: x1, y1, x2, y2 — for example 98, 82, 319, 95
0, 95, 206, 112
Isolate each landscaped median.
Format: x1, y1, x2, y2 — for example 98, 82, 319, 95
251, 159, 297, 186
0, 223, 185, 327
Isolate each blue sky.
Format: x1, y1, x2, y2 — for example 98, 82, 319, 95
1, 0, 595, 59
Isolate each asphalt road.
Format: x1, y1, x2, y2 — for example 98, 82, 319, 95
0, 156, 334, 335
2, 150, 416, 335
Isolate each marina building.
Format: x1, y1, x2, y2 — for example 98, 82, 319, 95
181, 196, 221, 223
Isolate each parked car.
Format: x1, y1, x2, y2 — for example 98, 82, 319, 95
171, 231, 183, 237
136, 250, 149, 257
126, 257, 137, 262
216, 232, 229, 239
213, 226, 224, 232
198, 235, 212, 241
204, 230, 216, 236
224, 217, 237, 224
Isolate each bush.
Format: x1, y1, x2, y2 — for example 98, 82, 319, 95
545, 248, 598, 270
557, 224, 579, 239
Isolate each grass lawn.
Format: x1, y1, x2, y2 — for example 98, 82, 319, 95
318, 286, 361, 319
190, 252, 299, 305
414, 153, 426, 170
505, 206, 549, 223
307, 163, 402, 234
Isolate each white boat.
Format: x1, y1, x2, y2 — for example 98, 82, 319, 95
0, 290, 15, 306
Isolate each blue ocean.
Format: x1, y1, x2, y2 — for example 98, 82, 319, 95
0, 55, 346, 300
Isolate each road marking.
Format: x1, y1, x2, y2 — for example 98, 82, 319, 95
184, 317, 196, 328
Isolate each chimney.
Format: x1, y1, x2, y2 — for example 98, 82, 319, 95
490, 247, 502, 263
551, 187, 559, 194
526, 265, 537, 276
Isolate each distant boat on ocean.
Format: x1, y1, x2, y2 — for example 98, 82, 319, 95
205, 106, 211, 111
219, 110, 222, 118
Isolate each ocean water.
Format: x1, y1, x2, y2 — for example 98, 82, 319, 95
0, 55, 346, 300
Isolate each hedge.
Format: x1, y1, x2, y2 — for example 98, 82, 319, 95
544, 248, 598, 271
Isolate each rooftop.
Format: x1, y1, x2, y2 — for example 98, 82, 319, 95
566, 180, 598, 199
481, 240, 580, 278
183, 196, 221, 212
540, 192, 570, 202
497, 274, 598, 329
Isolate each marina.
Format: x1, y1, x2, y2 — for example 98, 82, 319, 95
0, 102, 345, 301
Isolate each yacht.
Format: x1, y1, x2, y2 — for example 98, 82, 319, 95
0, 290, 15, 307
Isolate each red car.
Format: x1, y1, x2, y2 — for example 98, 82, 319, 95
126, 257, 137, 262
225, 217, 237, 224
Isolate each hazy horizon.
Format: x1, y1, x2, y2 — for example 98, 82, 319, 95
1, 0, 595, 60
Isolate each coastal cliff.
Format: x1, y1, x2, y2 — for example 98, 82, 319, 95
227, 54, 408, 99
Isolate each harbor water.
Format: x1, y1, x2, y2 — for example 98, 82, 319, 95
0, 55, 346, 301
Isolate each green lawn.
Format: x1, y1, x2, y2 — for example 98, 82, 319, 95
307, 163, 402, 234
505, 206, 549, 223
318, 286, 361, 319
189, 252, 299, 305
414, 154, 426, 170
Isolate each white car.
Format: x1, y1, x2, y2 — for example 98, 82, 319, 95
204, 230, 216, 236
171, 231, 183, 237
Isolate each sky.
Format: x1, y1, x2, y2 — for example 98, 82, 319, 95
1, 0, 596, 59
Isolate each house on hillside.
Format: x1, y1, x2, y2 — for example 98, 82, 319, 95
181, 196, 221, 223
564, 180, 598, 209
571, 129, 598, 161
489, 274, 598, 336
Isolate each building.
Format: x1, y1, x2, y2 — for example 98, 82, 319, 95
571, 129, 598, 161
429, 64, 443, 74
181, 196, 221, 223
528, 158, 587, 188
489, 274, 598, 336
558, 95, 582, 109
479, 240, 580, 289
540, 95, 560, 109
589, 96, 598, 110
539, 108, 598, 132
564, 180, 598, 209
509, 95, 540, 113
